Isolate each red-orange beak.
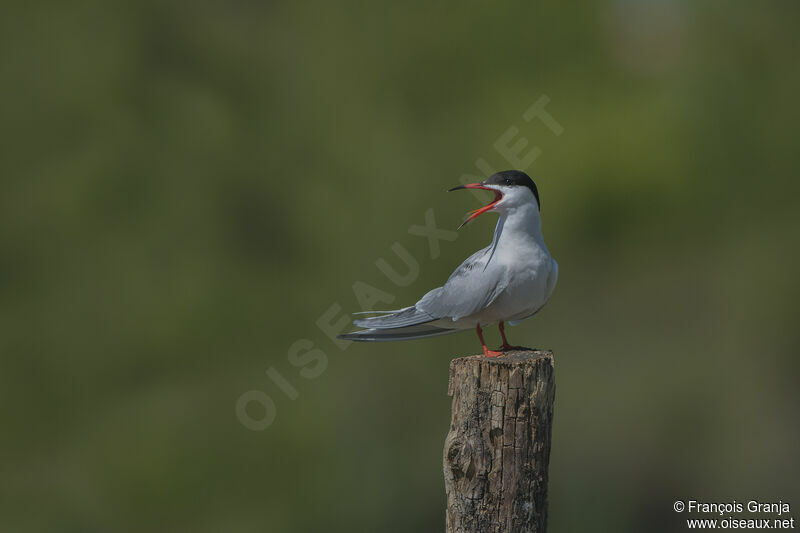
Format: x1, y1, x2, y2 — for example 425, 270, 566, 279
448, 183, 504, 229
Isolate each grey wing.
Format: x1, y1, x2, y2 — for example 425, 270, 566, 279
347, 246, 508, 333
416, 246, 509, 321
352, 305, 437, 329
338, 322, 460, 342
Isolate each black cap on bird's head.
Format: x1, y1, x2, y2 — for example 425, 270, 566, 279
448, 170, 541, 228
483, 170, 540, 208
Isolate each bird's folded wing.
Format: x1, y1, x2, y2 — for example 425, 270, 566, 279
416, 251, 509, 321
352, 306, 436, 329
351, 246, 509, 330
338, 323, 459, 342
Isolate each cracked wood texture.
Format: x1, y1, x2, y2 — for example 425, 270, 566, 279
443, 350, 555, 533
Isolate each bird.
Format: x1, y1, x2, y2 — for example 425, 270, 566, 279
338, 170, 558, 357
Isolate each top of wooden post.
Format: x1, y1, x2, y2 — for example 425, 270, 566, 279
450, 348, 553, 365
447, 349, 554, 396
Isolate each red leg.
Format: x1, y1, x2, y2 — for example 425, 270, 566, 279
498, 322, 524, 351
476, 324, 503, 357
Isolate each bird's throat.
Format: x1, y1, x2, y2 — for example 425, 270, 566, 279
491, 204, 545, 250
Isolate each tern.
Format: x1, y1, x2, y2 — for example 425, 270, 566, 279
338, 170, 558, 357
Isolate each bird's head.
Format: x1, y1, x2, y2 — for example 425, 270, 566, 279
449, 170, 540, 229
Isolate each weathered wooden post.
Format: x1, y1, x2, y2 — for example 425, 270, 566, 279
443, 350, 555, 533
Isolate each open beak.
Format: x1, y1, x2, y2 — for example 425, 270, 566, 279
448, 183, 503, 229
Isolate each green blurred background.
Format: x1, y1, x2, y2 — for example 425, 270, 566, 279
1, 0, 798, 531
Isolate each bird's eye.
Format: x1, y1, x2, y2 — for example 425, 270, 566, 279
505, 178, 512, 185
